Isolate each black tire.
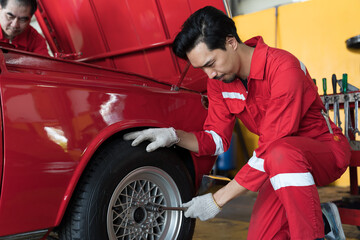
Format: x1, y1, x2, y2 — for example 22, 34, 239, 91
58, 137, 195, 240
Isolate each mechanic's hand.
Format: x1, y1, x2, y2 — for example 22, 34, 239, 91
182, 193, 222, 221
123, 127, 180, 152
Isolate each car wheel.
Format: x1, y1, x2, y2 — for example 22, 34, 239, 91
59, 137, 195, 240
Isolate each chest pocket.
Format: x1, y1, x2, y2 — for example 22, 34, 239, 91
223, 93, 262, 134
222, 92, 246, 114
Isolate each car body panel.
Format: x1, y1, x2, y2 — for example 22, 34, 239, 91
0, 49, 215, 236
0, 0, 230, 237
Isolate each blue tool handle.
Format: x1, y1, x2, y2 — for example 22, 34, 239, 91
332, 74, 337, 94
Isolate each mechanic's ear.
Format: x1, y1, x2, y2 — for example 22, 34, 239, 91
226, 36, 238, 50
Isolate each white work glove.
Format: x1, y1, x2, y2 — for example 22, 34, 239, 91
123, 127, 180, 152
182, 193, 222, 221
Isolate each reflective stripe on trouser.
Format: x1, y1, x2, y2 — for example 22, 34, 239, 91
247, 135, 350, 240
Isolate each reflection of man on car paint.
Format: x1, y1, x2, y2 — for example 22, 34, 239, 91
0, 0, 48, 55
124, 6, 351, 240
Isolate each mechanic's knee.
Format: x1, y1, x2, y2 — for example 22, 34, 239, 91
264, 138, 302, 174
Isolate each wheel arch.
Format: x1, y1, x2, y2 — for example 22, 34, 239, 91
54, 120, 196, 227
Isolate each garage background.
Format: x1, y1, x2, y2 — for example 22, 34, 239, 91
225, 0, 360, 187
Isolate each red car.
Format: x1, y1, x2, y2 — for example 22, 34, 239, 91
0, 0, 231, 239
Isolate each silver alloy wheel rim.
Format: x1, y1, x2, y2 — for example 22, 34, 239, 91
107, 166, 183, 240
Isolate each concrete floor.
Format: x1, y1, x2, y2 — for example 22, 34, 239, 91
193, 186, 360, 239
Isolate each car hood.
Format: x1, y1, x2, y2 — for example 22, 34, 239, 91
35, 0, 229, 93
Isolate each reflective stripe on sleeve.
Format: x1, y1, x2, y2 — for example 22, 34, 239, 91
205, 130, 224, 155
248, 151, 265, 172
270, 172, 315, 191
222, 92, 246, 100
299, 60, 307, 75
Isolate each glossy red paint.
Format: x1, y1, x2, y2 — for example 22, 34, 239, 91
36, 0, 229, 93
0, 49, 215, 236
0, 0, 230, 237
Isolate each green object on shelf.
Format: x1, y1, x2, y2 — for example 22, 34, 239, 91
342, 73, 348, 93
322, 78, 327, 95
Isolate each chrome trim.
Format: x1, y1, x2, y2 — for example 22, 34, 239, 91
0, 229, 48, 240
223, 0, 232, 18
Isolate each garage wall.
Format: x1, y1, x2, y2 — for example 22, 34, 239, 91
232, 0, 360, 186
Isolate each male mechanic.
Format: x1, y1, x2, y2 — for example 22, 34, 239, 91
124, 6, 351, 240
0, 0, 48, 55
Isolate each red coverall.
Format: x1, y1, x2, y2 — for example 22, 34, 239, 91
0, 24, 48, 56
194, 36, 351, 239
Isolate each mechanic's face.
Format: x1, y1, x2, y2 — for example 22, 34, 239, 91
187, 38, 239, 83
0, 0, 32, 40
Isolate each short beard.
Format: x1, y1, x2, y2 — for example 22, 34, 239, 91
222, 74, 237, 83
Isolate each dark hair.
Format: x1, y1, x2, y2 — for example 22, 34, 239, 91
172, 6, 241, 60
0, 0, 38, 16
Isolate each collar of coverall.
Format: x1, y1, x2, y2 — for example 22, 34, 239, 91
244, 36, 269, 81
0, 22, 31, 48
